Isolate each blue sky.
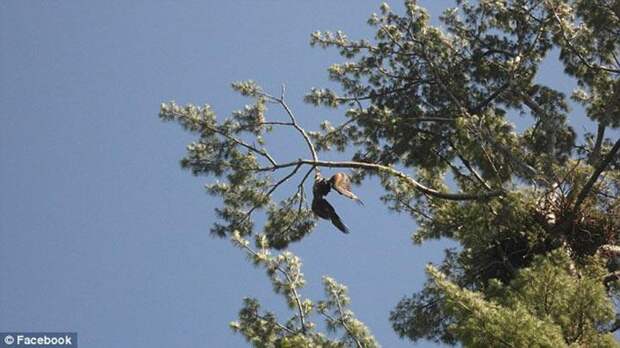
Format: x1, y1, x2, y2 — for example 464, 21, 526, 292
1, 1, 614, 348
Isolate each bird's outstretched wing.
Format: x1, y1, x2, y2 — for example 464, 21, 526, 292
312, 197, 350, 233
329, 172, 363, 205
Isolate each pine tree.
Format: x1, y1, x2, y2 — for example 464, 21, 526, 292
160, 0, 620, 346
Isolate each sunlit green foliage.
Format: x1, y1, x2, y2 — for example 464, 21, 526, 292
426, 249, 617, 346
161, 0, 619, 346
228, 232, 379, 347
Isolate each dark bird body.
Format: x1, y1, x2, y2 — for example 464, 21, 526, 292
311, 172, 362, 233
313, 176, 332, 197
312, 197, 349, 233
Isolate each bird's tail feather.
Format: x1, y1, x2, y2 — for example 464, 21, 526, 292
331, 215, 350, 234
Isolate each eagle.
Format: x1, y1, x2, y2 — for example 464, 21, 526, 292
311, 171, 363, 233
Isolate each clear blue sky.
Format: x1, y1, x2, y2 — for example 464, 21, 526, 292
1, 1, 612, 348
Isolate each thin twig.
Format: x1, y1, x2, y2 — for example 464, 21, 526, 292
267, 163, 303, 197
261, 121, 294, 126
254, 313, 297, 335
292, 166, 315, 219
260, 87, 319, 164
395, 196, 433, 220
236, 164, 302, 230
279, 99, 319, 163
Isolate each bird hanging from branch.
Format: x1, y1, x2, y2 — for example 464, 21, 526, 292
311, 171, 363, 233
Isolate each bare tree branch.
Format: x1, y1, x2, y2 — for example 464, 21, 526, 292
261, 121, 294, 126
259, 159, 504, 201
259, 87, 319, 164
267, 163, 303, 197
248, 86, 502, 200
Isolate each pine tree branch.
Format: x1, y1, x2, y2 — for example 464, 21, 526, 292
547, 4, 620, 74
603, 271, 620, 284
518, 90, 547, 116
318, 311, 363, 348
231, 163, 303, 232
254, 313, 297, 335
572, 138, 620, 213
285, 272, 308, 335
236, 242, 309, 334
456, 152, 493, 191
318, 295, 364, 348
438, 154, 478, 186
470, 80, 512, 114
597, 244, 620, 258
589, 123, 606, 165
167, 109, 278, 167
334, 296, 364, 348
394, 196, 433, 221
444, 134, 494, 190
